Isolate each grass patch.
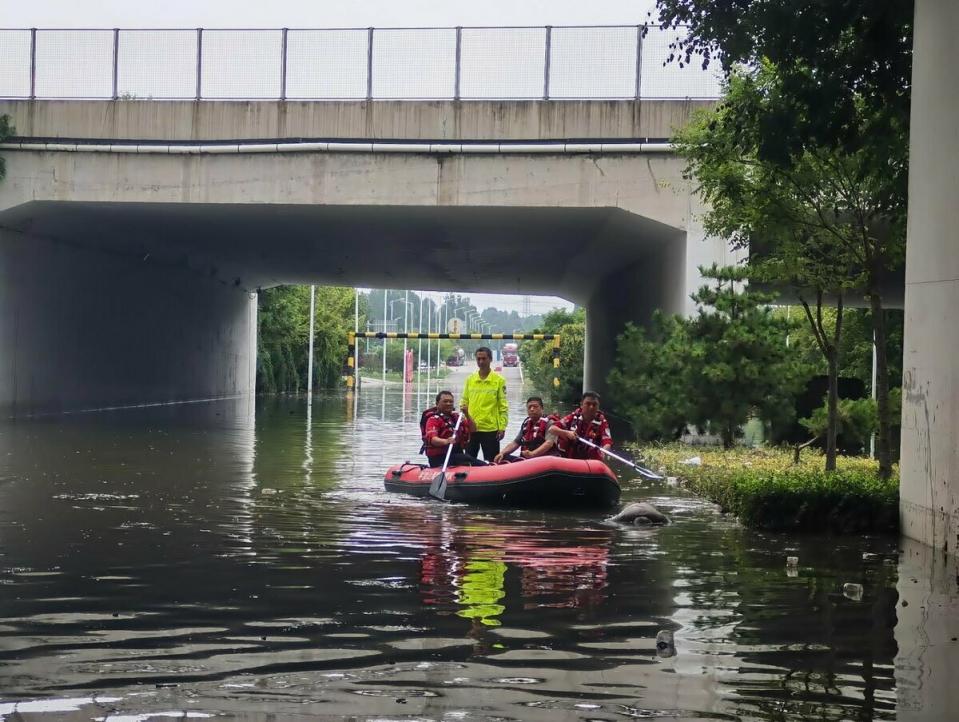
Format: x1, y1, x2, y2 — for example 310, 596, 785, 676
635, 444, 899, 534
360, 368, 452, 384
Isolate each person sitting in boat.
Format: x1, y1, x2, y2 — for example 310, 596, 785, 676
548, 391, 612, 461
423, 391, 486, 468
493, 396, 559, 463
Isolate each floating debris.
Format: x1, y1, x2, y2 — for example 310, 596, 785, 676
655, 630, 675, 658
842, 583, 864, 601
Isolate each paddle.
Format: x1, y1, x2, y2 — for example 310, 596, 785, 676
428, 412, 464, 501
574, 436, 663, 480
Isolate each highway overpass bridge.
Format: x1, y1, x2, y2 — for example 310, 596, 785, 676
0, 97, 736, 414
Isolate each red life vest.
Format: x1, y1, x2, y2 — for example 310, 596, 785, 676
423, 411, 468, 458
558, 408, 609, 459
519, 416, 551, 450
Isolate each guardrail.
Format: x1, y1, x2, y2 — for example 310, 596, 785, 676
0, 25, 721, 101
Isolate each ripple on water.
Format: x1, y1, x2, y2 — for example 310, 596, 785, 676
0, 394, 917, 720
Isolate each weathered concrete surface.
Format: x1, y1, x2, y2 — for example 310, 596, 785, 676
0, 99, 712, 142
0, 227, 256, 415
899, 0, 959, 553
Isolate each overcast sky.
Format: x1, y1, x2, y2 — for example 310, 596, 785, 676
6, 1, 661, 29
7, 0, 665, 315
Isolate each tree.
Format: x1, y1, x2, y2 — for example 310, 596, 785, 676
608, 266, 808, 448
674, 66, 861, 468
673, 62, 903, 476
520, 308, 585, 405
684, 265, 807, 448
652, 0, 912, 182
257, 285, 357, 393
607, 314, 692, 441
655, 2, 909, 479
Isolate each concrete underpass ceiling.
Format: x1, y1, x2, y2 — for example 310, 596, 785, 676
0, 201, 684, 304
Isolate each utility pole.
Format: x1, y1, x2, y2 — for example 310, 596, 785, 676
307, 285, 315, 403
403, 289, 409, 383
354, 287, 359, 385
382, 290, 388, 379
417, 293, 424, 387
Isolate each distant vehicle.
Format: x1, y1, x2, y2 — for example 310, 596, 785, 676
502, 342, 519, 367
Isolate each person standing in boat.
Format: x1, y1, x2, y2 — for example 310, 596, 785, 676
424, 390, 485, 468
493, 396, 558, 463
548, 391, 612, 461
460, 347, 508, 462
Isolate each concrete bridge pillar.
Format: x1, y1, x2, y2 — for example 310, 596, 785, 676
900, 0, 959, 552
583, 236, 687, 395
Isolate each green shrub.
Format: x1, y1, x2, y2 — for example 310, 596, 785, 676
638, 444, 898, 533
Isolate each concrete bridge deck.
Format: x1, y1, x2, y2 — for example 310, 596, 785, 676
0, 98, 736, 415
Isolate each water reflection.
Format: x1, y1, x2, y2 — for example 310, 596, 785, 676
0, 386, 953, 720
381, 503, 612, 630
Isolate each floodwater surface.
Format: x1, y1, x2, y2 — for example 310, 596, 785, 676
1, 369, 956, 721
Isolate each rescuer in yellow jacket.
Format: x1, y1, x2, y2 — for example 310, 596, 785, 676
460, 346, 509, 462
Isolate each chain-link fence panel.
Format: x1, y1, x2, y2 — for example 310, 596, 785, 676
117, 30, 198, 99
3, 25, 722, 102
286, 29, 369, 99
459, 27, 546, 99
0, 30, 32, 98
201, 29, 282, 99
35, 30, 113, 98
640, 25, 724, 99
549, 26, 637, 99
372, 28, 456, 99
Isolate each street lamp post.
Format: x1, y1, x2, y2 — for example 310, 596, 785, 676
353, 287, 359, 387
307, 285, 315, 402
382, 290, 388, 379
417, 294, 424, 387
403, 290, 409, 383
388, 296, 413, 380
437, 301, 446, 372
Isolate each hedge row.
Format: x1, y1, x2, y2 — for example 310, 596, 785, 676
636, 445, 899, 533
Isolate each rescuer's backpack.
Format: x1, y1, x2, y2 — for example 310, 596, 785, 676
419, 406, 439, 454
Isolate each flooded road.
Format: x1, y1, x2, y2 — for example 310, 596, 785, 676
0, 367, 955, 720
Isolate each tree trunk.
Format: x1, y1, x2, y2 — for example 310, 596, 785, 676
723, 422, 736, 449
825, 347, 839, 472
869, 292, 893, 479
824, 293, 844, 473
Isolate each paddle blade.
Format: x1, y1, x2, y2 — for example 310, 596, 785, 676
428, 471, 448, 500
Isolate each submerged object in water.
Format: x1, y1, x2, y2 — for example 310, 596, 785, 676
606, 501, 670, 525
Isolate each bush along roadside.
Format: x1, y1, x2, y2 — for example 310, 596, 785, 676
636, 444, 899, 534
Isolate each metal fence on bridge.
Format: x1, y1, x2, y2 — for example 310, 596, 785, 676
0, 25, 721, 101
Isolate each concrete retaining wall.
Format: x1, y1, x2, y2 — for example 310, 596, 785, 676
0, 228, 256, 414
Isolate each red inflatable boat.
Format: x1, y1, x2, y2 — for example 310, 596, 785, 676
384, 456, 621, 508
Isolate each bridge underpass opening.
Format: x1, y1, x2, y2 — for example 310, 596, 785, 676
0, 200, 686, 415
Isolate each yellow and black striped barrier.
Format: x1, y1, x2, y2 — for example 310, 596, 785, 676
345, 332, 562, 389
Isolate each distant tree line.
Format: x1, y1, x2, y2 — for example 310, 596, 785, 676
256, 286, 358, 394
